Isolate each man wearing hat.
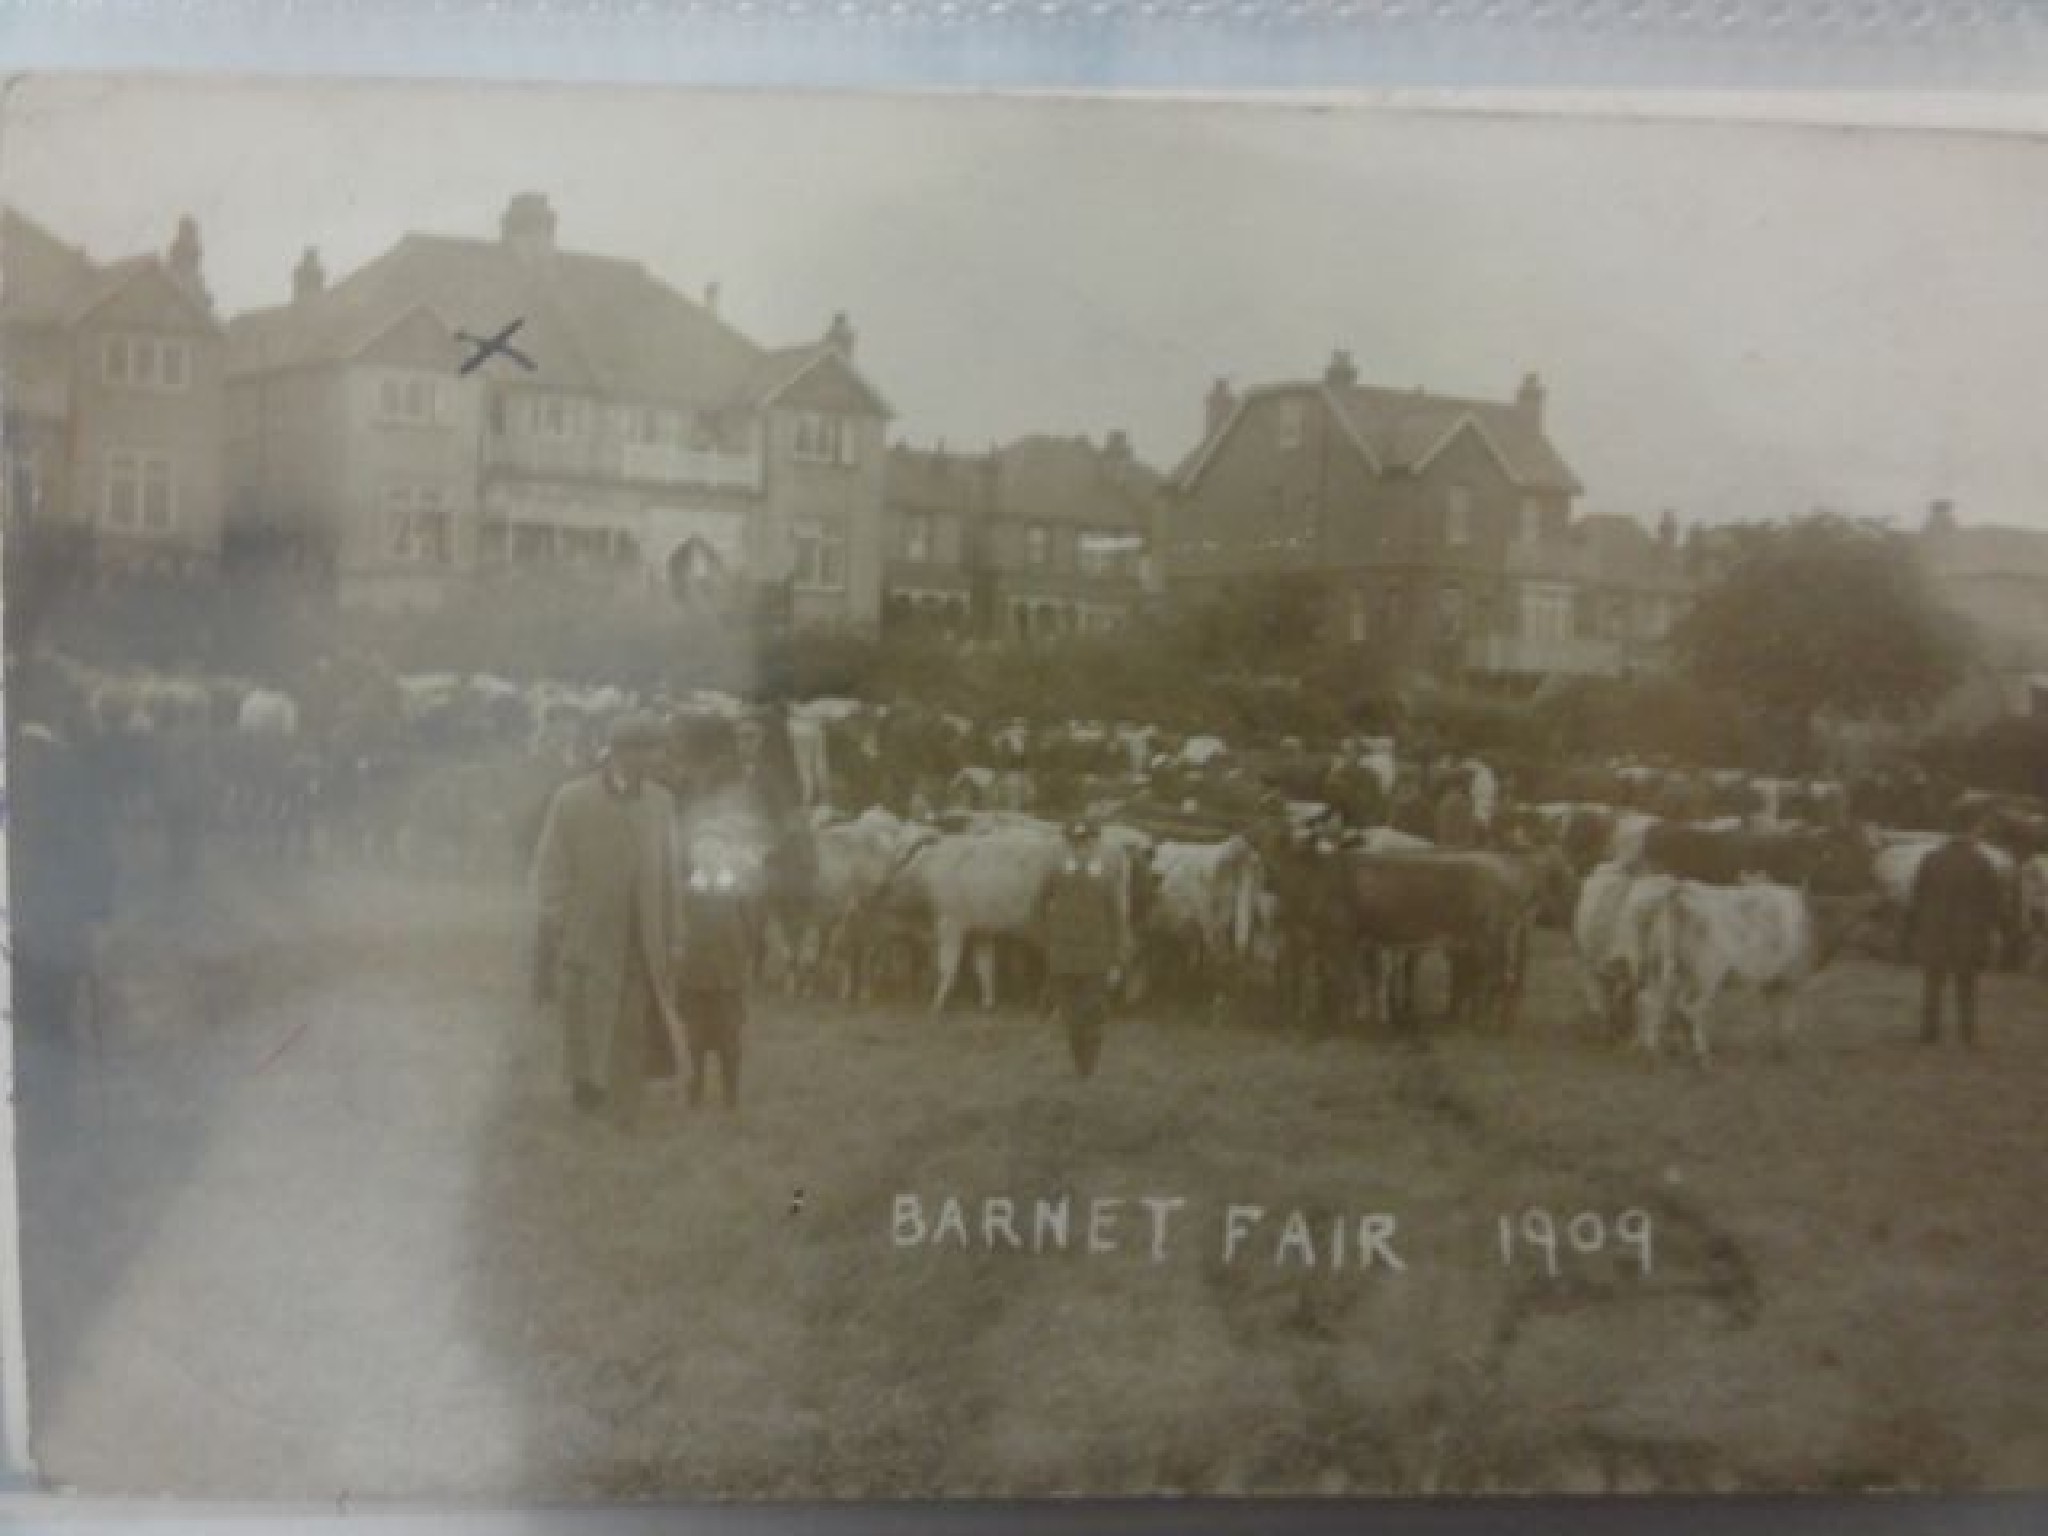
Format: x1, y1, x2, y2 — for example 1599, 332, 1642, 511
1908, 805, 2008, 1047
1034, 817, 1127, 1079
533, 712, 686, 1124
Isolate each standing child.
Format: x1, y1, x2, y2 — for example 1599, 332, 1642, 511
673, 831, 759, 1110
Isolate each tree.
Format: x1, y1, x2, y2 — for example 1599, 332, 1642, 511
1670, 514, 1970, 766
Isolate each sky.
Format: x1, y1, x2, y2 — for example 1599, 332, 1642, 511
5, 78, 2047, 531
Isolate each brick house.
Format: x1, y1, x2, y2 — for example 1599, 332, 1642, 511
882, 431, 1160, 640
225, 194, 892, 622
1160, 350, 1689, 681
2, 207, 226, 576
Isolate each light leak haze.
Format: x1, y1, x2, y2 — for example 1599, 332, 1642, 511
6, 78, 2046, 530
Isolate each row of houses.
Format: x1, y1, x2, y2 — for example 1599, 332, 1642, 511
7, 195, 2044, 702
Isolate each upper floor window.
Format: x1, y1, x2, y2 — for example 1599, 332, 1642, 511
1437, 582, 1467, 638
793, 411, 857, 466
531, 394, 582, 441
793, 518, 847, 590
1445, 484, 1473, 545
1347, 589, 1369, 645
104, 451, 176, 533
1025, 523, 1051, 568
1078, 529, 1143, 580
103, 333, 192, 393
376, 372, 445, 426
1518, 494, 1544, 545
385, 484, 451, 564
625, 406, 687, 446
1275, 397, 1307, 452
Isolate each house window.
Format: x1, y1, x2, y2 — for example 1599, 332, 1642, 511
531, 395, 580, 440
1522, 583, 1574, 643
793, 519, 847, 590
1438, 582, 1466, 637
1518, 495, 1544, 545
625, 407, 685, 446
103, 333, 193, 392
104, 452, 175, 532
902, 512, 933, 564
1347, 589, 1369, 645
793, 411, 857, 466
1026, 523, 1051, 568
1445, 484, 1473, 545
376, 372, 444, 426
1275, 397, 1307, 452
385, 485, 452, 564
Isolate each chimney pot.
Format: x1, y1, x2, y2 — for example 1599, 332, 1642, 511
292, 247, 326, 304
1324, 348, 1358, 388
825, 311, 856, 357
500, 192, 558, 264
704, 280, 721, 316
1517, 370, 1546, 425
1204, 377, 1237, 439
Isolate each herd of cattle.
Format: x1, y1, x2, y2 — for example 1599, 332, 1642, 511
25, 654, 2048, 1064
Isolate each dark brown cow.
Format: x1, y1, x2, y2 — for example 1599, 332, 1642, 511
1641, 821, 1874, 894
1342, 851, 1536, 1033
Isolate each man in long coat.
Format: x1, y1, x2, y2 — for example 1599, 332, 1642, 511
1908, 807, 2008, 1047
533, 713, 685, 1125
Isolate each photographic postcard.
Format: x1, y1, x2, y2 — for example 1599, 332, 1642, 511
2, 76, 2045, 1501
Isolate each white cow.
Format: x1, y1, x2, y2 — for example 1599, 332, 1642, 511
236, 685, 300, 738
807, 809, 936, 998
1144, 836, 1265, 999
1605, 811, 1662, 867
1571, 862, 1677, 1037
1635, 878, 1861, 1062
890, 823, 1148, 1014
1353, 826, 1433, 854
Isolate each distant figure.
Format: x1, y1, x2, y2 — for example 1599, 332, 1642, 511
1034, 818, 1126, 1079
1908, 809, 2007, 1047
532, 714, 684, 1126
1434, 771, 1478, 850
673, 831, 759, 1111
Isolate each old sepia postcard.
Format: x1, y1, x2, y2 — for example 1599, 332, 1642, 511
1, 76, 2044, 1503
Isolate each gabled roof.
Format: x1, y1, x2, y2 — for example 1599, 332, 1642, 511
992, 434, 1162, 529
227, 224, 886, 415
886, 443, 997, 517
1173, 374, 1582, 497
886, 433, 1161, 529
2, 206, 215, 333
748, 342, 893, 417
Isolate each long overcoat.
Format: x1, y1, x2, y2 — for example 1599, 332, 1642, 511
533, 773, 680, 1117
1909, 836, 2008, 972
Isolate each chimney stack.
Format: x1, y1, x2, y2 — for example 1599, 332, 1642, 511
292, 247, 326, 305
1516, 371, 1546, 426
1205, 378, 1237, 439
166, 215, 211, 311
500, 192, 558, 266
1324, 348, 1358, 388
1656, 508, 1678, 549
1104, 428, 1132, 463
1924, 498, 1958, 536
825, 311, 856, 357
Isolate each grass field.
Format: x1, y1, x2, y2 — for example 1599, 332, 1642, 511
16, 859, 2048, 1499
